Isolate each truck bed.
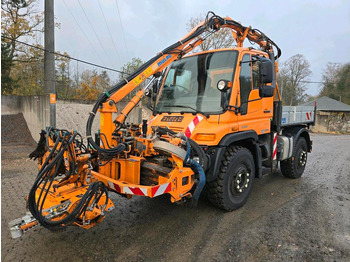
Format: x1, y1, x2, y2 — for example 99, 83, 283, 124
281, 106, 315, 126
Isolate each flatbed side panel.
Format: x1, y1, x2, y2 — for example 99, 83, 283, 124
281, 106, 315, 126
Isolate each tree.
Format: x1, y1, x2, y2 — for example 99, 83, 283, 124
1, 41, 17, 93
118, 57, 143, 81
319, 62, 350, 104
56, 52, 72, 99
1, 0, 43, 94
319, 62, 340, 99
336, 64, 350, 104
11, 43, 45, 95
75, 70, 111, 101
186, 15, 235, 52
277, 54, 312, 106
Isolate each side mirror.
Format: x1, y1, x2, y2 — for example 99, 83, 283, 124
217, 80, 232, 92
256, 57, 273, 84
259, 85, 274, 97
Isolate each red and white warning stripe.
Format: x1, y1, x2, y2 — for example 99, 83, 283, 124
184, 115, 204, 138
108, 181, 121, 193
306, 112, 312, 120
108, 181, 171, 197
151, 183, 171, 197
123, 186, 148, 196
108, 181, 147, 196
147, 116, 157, 125
272, 133, 277, 160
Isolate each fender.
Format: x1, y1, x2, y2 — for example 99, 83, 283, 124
282, 126, 312, 152
206, 131, 262, 182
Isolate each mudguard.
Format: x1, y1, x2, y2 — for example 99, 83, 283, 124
282, 126, 312, 152
206, 131, 262, 182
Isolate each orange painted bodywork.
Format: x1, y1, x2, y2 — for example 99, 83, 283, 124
93, 47, 276, 205
91, 47, 276, 210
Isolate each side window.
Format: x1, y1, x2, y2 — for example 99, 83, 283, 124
239, 54, 252, 115
252, 61, 260, 89
164, 68, 175, 86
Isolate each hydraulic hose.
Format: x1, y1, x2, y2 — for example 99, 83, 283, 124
182, 137, 206, 206
188, 137, 207, 171
156, 126, 207, 170
28, 128, 109, 230
187, 159, 206, 207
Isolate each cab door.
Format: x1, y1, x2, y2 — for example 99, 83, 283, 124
239, 53, 263, 115
237, 53, 272, 135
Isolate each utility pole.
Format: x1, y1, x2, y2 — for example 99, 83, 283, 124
44, 0, 56, 127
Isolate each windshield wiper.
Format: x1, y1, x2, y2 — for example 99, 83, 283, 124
163, 105, 209, 118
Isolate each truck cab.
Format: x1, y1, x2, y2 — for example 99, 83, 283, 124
148, 47, 312, 210
150, 47, 274, 145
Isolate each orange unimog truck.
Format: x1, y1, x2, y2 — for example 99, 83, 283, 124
9, 12, 315, 238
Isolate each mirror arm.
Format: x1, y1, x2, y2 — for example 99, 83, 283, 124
227, 105, 240, 115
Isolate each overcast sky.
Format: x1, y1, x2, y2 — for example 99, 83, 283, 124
39, 0, 350, 96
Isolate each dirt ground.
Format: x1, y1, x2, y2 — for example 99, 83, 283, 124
1, 113, 350, 262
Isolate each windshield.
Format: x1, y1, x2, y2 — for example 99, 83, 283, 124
155, 51, 238, 114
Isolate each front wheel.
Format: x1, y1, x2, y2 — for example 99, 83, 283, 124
280, 137, 308, 179
207, 146, 255, 211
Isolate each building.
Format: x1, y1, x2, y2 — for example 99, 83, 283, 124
300, 96, 350, 133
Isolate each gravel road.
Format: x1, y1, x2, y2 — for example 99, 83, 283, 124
1, 114, 349, 262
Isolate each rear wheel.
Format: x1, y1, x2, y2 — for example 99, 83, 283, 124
280, 137, 307, 179
207, 146, 254, 211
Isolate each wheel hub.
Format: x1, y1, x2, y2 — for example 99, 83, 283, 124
231, 169, 250, 195
298, 151, 307, 167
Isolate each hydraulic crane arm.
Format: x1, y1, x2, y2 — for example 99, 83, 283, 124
86, 12, 281, 155
108, 13, 281, 106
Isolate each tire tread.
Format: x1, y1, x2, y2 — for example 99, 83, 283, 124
207, 146, 252, 211
281, 137, 307, 179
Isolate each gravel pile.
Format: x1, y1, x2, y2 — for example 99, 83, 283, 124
1, 113, 36, 146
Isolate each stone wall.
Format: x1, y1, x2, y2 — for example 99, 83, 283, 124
2, 95, 144, 141
313, 111, 350, 134
1, 95, 50, 140
57, 99, 143, 125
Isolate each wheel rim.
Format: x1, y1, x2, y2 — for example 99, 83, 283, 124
230, 166, 250, 196
296, 149, 307, 173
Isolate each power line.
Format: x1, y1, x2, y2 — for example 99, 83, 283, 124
2, 35, 129, 74
115, 0, 129, 62
62, 0, 105, 66
97, 0, 122, 64
300, 80, 327, 84
281, 79, 331, 84
4, 35, 330, 85
77, 0, 116, 69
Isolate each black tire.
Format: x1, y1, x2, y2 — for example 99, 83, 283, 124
207, 146, 255, 211
280, 137, 307, 179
